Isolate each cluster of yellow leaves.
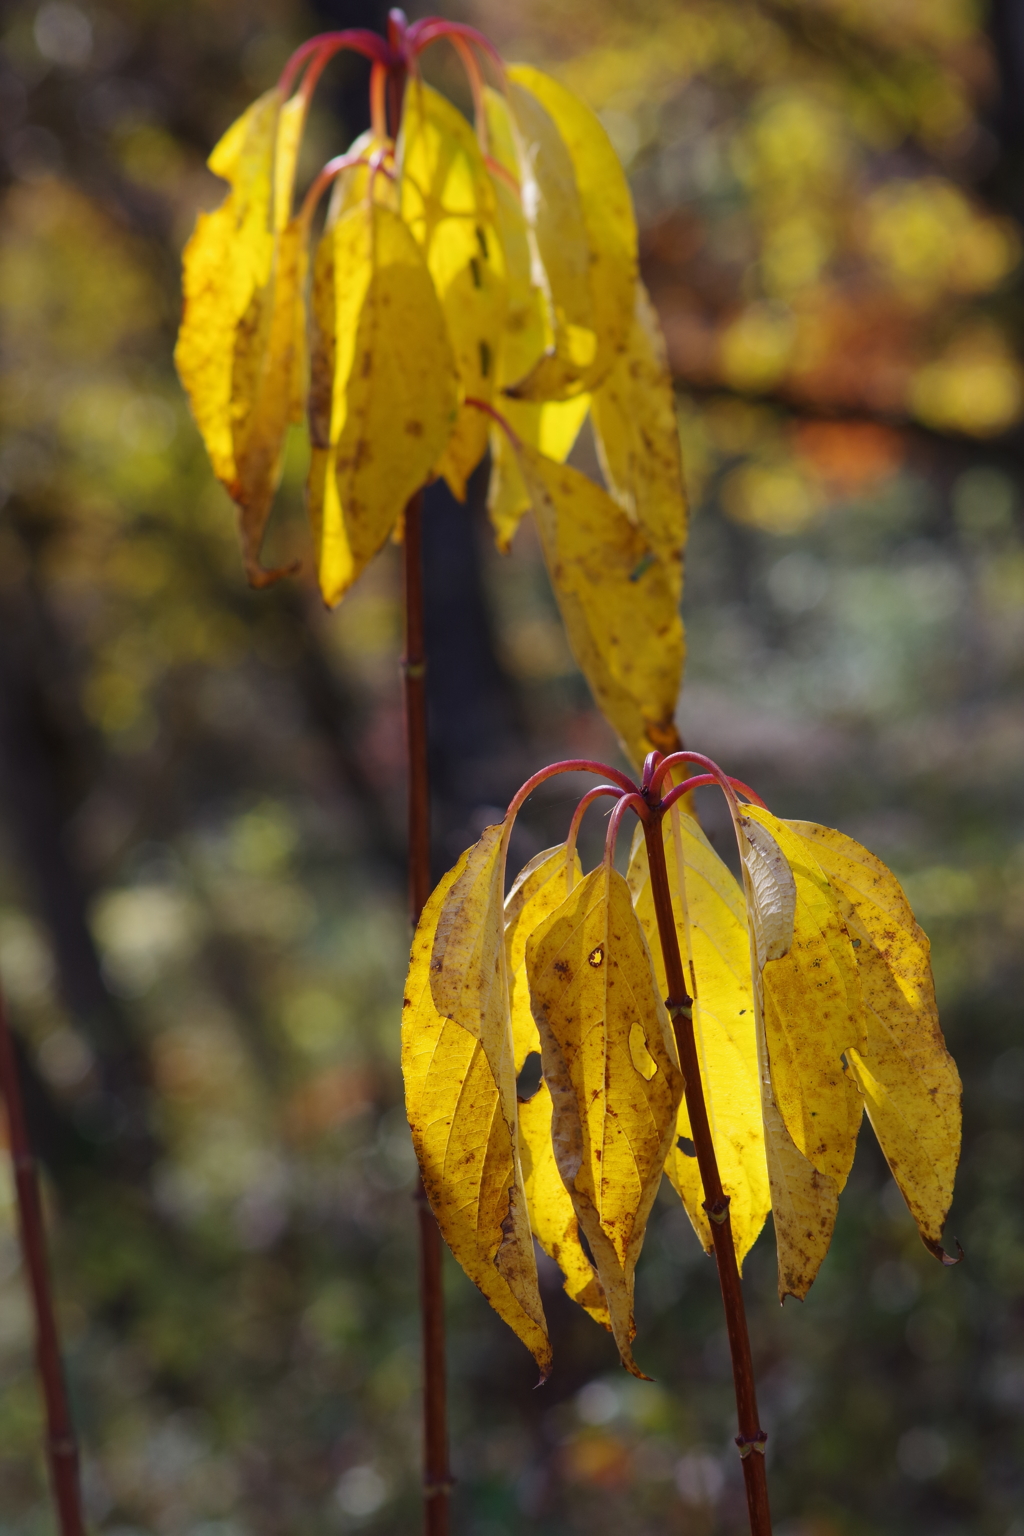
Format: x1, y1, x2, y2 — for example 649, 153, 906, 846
175, 53, 687, 768
404, 792, 960, 1372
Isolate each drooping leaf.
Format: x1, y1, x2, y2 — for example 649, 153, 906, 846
399, 83, 506, 500
403, 832, 550, 1375
740, 806, 864, 1191
504, 843, 582, 1072
757, 1050, 841, 1303
730, 814, 842, 1299
591, 282, 687, 600
518, 1081, 610, 1327
627, 811, 769, 1267
526, 863, 683, 1376
481, 86, 590, 549
505, 66, 637, 402
516, 443, 684, 768
177, 88, 310, 584
307, 201, 458, 606
785, 821, 961, 1259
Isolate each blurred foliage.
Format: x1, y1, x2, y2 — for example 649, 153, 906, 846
0, 1, 1022, 1535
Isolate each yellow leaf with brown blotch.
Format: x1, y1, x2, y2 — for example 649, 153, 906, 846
504, 843, 582, 1072
627, 812, 769, 1268
399, 82, 506, 500
516, 443, 684, 768
731, 815, 842, 1299
740, 807, 864, 1190
518, 1082, 610, 1328
403, 839, 550, 1376
526, 864, 683, 1376
591, 283, 687, 601
758, 1047, 841, 1302
784, 821, 961, 1259
228, 216, 308, 586
505, 66, 637, 402
307, 201, 457, 606
177, 88, 310, 584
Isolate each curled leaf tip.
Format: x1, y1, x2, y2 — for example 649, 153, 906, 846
923, 1235, 964, 1267
245, 556, 302, 590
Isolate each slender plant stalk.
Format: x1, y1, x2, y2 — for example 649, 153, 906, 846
0, 983, 86, 1536
402, 488, 452, 1536
642, 817, 772, 1536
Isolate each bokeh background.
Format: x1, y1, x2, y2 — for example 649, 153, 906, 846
1, 1, 1023, 1532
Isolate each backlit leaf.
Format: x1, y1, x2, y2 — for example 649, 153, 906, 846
482, 87, 590, 549
740, 806, 864, 1189
505, 66, 637, 401
628, 811, 769, 1267
785, 821, 961, 1259
526, 863, 683, 1376
307, 201, 457, 606
403, 833, 550, 1375
504, 843, 582, 1073
591, 282, 687, 600
177, 88, 310, 584
519, 1082, 610, 1327
399, 83, 506, 500
516, 443, 684, 768
734, 817, 842, 1300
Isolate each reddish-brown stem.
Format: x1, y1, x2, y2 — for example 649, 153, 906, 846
506, 759, 638, 829
406, 18, 505, 75
0, 985, 85, 1536
566, 785, 622, 868
299, 151, 377, 227
370, 62, 389, 144
641, 815, 772, 1536
464, 395, 520, 447
278, 30, 398, 98
661, 774, 768, 812
403, 490, 451, 1536
604, 791, 649, 863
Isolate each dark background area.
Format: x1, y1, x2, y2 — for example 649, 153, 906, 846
1, 1, 1023, 1532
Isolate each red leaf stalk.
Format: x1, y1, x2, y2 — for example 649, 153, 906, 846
402, 490, 452, 1536
0, 984, 86, 1536
641, 815, 772, 1536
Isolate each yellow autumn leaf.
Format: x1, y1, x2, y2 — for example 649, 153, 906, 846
177, 88, 310, 583
481, 87, 590, 550
516, 443, 684, 768
758, 1058, 841, 1303
526, 863, 683, 1376
785, 821, 961, 1259
519, 1081, 610, 1328
487, 399, 591, 552
399, 82, 506, 500
591, 282, 687, 600
504, 843, 582, 1072
505, 66, 637, 402
740, 806, 864, 1190
307, 200, 458, 606
734, 813, 843, 1300
627, 811, 769, 1268
403, 833, 550, 1375
228, 215, 308, 585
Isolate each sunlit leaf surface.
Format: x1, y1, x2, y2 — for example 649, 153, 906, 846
526, 863, 682, 1375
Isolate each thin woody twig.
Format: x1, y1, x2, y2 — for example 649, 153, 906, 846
0, 983, 86, 1536
402, 489, 452, 1536
641, 810, 772, 1536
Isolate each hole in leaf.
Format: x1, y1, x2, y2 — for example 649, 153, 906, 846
628, 1021, 657, 1080
516, 1051, 542, 1101
677, 1136, 696, 1159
